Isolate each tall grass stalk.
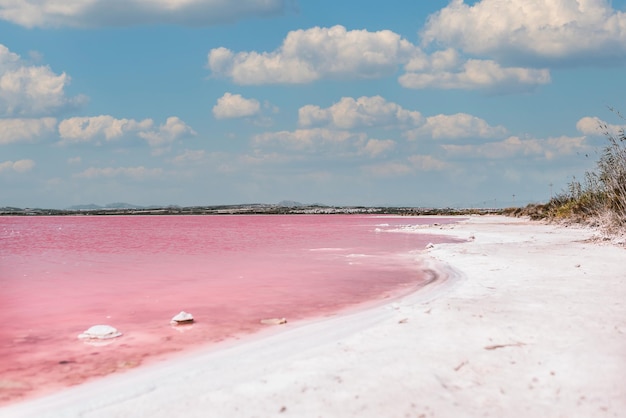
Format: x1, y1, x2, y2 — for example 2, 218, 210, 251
513, 108, 626, 233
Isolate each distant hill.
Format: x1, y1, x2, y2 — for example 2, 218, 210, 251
277, 200, 303, 207
67, 202, 148, 210
104, 202, 146, 209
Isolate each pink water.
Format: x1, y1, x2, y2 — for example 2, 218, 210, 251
0, 215, 457, 404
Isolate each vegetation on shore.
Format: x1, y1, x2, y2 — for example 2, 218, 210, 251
506, 109, 626, 234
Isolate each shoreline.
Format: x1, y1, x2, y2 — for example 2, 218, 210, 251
2, 215, 625, 417
0, 214, 453, 406
0, 253, 461, 415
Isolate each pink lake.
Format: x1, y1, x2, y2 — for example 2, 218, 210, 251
0, 215, 457, 404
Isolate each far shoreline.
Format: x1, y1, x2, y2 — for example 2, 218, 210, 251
0, 203, 505, 217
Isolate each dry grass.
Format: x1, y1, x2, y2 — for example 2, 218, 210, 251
511, 108, 626, 236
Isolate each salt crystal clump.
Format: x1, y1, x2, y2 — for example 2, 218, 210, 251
170, 311, 194, 325
78, 325, 122, 340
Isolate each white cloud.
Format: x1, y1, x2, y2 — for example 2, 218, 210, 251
138, 116, 196, 147
208, 25, 417, 84
0, 44, 85, 117
442, 135, 588, 160
404, 48, 460, 72
0, 159, 35, 173
400, 58, 551, 92
422, 0, 626, 65
208, 23, 553, 91
58, 115, 153, 143
59, 115, 195, 146
75, 166, 164, 179
405, 113, 507, 140
299, 96, 422, 129
213, 92, 261, 119
576, 116, 626, 137
297, 98, 508, 143
0, 0, 290, 28
253, 128, 397, 160
0, 117, 56, 144
359, 138, 396, 157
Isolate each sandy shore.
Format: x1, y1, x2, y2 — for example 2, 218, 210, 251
2, 215, 625, 418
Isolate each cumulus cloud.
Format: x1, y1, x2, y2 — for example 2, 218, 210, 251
58, 115, 153, 143
421, 0, 626, 65
208, 23, 553, 91
442, 135, 588, 160
213, 92, 261, 119
58, 115, 195, 146
208, 25, 417, 84
0, 0, 290, 28
359, 138, 396, 157
400, 58, 551, 92
75, 166, 164, 179
0, 159, 35, 173
296, 97, 507, 142
252, 127, 398, 160
576, 116, 626, 137
0, 117, 56, 144
299, 96, 422, 129
137, 116, 197, 147
405, 113, 507, 140
0, 44, 85, 117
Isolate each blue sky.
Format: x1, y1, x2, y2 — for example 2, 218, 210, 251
2, 0, 626, 209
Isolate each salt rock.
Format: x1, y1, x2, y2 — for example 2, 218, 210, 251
78, 325, 122, 340
170, 311, 194, 325
425, 243, 435, 249
260, 318, 287, 325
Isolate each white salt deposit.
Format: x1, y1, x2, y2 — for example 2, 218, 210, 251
170, 311, 194, 324
77, 325, 122, 340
